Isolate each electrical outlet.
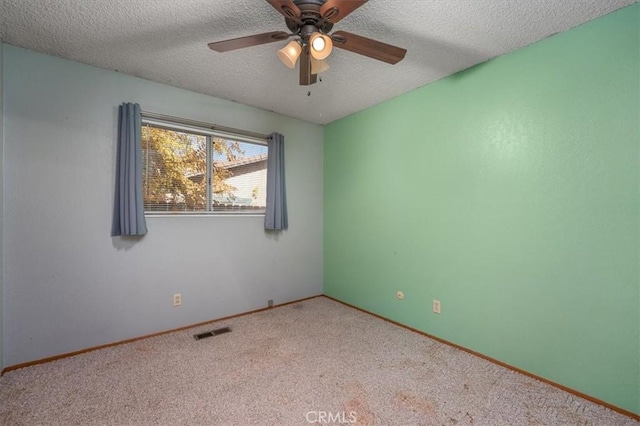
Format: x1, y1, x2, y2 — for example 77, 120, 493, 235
433, 299, 441, 314
173, 293, 182, 307
396, 291, 404, 300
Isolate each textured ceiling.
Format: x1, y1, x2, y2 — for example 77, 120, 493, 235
0, 0, 634, 124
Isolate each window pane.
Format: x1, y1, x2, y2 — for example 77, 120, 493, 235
142, 125, 207, 213
141, 120, 268, 215
212, 139, 268, 212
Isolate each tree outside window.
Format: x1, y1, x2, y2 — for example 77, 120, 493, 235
141, 125, 267, 214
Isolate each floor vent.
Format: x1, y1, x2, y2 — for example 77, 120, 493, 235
194, 327, 231, 340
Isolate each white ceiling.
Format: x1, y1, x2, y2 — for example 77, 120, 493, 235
0, 0, 634, 124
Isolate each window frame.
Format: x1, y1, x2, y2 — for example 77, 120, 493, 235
141, 115, 269, 217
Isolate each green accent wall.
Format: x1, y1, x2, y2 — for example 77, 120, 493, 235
324, 5, 639, 415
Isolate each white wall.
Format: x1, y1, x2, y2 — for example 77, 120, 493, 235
2, 45, 323, 366
226, 167, 267, 207
0, 42, 4, 370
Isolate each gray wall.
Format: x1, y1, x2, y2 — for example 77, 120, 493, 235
2, 45, 323, 366
0, 42, 4, 371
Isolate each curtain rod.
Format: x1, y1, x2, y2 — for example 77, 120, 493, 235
141, 111, 270, 141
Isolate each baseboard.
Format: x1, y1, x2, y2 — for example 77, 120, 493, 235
322, 295, 640, 421
3, 293, 636, 420
0, 294, 322, 376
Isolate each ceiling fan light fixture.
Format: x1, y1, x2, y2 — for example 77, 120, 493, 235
312, 35, 325, 51
208, 1, 406, 87
311, 57, 329, 75
277, 40, 302, 68
309, 32, 333, 60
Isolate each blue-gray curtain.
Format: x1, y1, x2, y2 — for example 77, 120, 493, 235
111, 102, 148, 236
264, 132, 288, 230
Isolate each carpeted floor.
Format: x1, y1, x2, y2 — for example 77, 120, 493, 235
0, 297, 636, 425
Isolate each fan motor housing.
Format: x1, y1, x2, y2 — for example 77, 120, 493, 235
293, 0, 326, 7
286, 0, 333, 35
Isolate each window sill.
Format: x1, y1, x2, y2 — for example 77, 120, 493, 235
145, 213, 265, 218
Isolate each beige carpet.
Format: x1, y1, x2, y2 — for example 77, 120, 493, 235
0, 297, 636, 425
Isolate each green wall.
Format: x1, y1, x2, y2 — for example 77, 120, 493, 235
324, 5, 639, 415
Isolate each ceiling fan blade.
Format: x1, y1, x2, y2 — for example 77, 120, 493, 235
331, 30, 406, 64
299, 45, 317, 86
208, 31, 290, 52
320, 0, 368, 23
266, 0, 301, 19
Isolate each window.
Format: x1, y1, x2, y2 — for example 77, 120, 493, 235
141, 119, 268, 215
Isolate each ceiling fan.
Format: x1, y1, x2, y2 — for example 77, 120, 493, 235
207, 0, 407, 85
